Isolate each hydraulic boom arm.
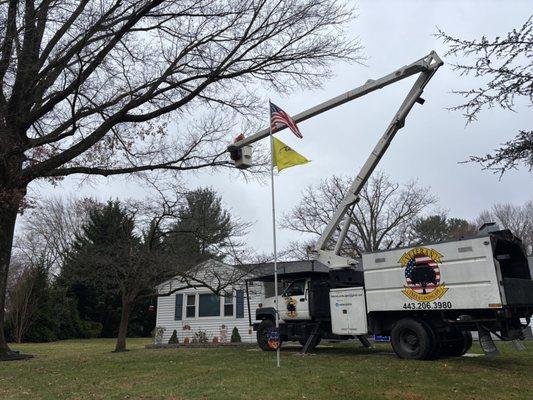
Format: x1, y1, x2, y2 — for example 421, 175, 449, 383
228, 51, 443, 269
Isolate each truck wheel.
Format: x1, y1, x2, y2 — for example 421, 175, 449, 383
298, 335, 322, 351
256, 319, 280, 351
391, 319, 432, 360
462, 331, 473, 353
420, 321, 441, 360
442, 331, 472, 357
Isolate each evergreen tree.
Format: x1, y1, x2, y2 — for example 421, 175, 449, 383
168, 330, 179, 344
64, 201, 144, 351
230, 327, 241, 343
165, 188, 237, 267
410, 215, 477, 244
60, 201, 134, 338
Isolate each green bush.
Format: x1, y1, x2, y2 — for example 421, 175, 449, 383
168, 330, 179, 344
79, 320, 103, 338
24, 325, 57, 343
231, 327, 241, 343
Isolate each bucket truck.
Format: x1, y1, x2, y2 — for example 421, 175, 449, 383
228, 52, 533, 359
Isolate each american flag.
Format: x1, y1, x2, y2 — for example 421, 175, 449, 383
270, 102, 303, 138
404, 256, 440, 294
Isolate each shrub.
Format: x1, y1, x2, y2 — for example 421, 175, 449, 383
168, 330, 179, 344
231, 327, 241, 343
79, 320, 103, 339
24, 325, 57, 343
183, 337, 190, 345
212, 336, 219, 344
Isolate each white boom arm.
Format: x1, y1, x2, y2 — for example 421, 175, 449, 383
228, 51, 443, 269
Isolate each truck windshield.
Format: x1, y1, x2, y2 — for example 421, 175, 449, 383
283, 280, 306, 297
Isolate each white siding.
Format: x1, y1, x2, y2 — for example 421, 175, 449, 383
155, 263, 263, 344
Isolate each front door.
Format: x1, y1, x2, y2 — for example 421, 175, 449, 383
281, 279, 310, 320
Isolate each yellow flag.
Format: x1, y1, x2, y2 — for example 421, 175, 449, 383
272, 137, 310, 172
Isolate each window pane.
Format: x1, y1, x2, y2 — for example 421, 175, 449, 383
263, 282, 285, 298
224, 304, 233, 316
186, 306, 195, 318
187, 295, 195, 305
224, 295, 233, 304
284, 280, 305, 296
198, 294, 220, 317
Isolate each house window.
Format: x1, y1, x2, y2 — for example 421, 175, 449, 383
186, 294, 196, 318
198, 293, 220, 317
224, 295, 234, 317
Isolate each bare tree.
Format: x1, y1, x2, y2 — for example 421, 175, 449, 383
0, 0, 361, 355
476, 200, 533, 255
282, 172, 437, 258
6, 255, 50, 343
16, 196, 99, 275
436, 16, 533, 174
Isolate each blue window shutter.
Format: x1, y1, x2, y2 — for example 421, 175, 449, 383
236, 289, 244, 318
174, 294, 183, 320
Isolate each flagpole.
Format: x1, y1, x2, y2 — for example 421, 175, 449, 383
268, 100, 281, 368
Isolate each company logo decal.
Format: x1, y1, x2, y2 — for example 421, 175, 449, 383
399, 247, 448, 302
285, 297, 298, 318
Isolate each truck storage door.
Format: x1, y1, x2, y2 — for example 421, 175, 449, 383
330, 287, 368, 335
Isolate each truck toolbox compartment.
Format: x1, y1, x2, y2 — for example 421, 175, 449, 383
329, 287, 368, 335
503, 278, 533, 305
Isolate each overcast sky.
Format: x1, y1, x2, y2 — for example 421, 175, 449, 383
28, 0, 533, 255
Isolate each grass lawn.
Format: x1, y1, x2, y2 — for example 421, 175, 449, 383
0, 338, 532, 400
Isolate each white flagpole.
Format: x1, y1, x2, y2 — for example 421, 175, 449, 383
268, 100, 281, 368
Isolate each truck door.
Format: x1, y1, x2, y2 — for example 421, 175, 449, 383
281, 279, 310, 320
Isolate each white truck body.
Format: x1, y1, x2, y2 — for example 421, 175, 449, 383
329, 237, 508, 337
362, 237, 504, 313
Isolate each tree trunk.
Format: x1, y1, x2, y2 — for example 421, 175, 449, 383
0, 202, 20, 355
114, 299, 133, 352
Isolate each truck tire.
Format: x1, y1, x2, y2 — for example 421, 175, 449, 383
391, 318, 433, 360
298, 335, 322, 350
420, 320, 441, 360
441, 331, 472, 357
256, 319, 280, 351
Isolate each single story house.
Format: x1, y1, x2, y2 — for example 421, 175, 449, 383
155, 259, 328, 344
